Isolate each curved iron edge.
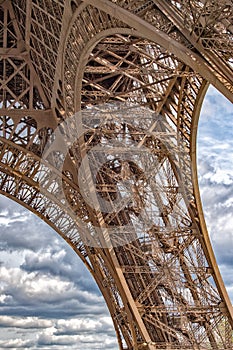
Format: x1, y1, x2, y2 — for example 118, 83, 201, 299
190, 81, 233, 327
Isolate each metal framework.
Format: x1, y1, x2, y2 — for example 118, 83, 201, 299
0, 0, 233, 349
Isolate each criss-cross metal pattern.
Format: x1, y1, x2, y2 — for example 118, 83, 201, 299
0, 1, 233, 349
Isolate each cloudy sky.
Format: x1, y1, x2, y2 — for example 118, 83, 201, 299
0, 85, 232, 349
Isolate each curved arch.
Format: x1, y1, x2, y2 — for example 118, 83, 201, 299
80, 0, 233, 103
61, 10, 233, 348
0, 1, 232, 349
191, 84, 233, 324
74, 27, 138, 110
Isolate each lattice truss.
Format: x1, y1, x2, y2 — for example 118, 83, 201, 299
0, 1, 233, 349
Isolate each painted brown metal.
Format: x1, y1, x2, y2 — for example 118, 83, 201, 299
0, 1, 232, 349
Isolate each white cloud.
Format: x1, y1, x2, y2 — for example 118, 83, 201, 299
55, 316, 115, 335
0, 214, 28, 226
0, 294, 11, 304
0, 263, 103, 307
0, 315, 52, 329
197, 85, 233, 299
37, 325, 117, 349
0, 338, 34, 349
0, 315, 117, 349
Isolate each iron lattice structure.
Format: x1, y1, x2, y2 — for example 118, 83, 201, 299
0, 0, 233, 349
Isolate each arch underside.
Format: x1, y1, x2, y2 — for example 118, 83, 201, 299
0, 1, 233, 349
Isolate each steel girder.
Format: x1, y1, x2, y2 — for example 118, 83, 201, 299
0, 1, 233, 349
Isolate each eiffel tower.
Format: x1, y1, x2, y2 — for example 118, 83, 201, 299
0, 1, 233, 349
